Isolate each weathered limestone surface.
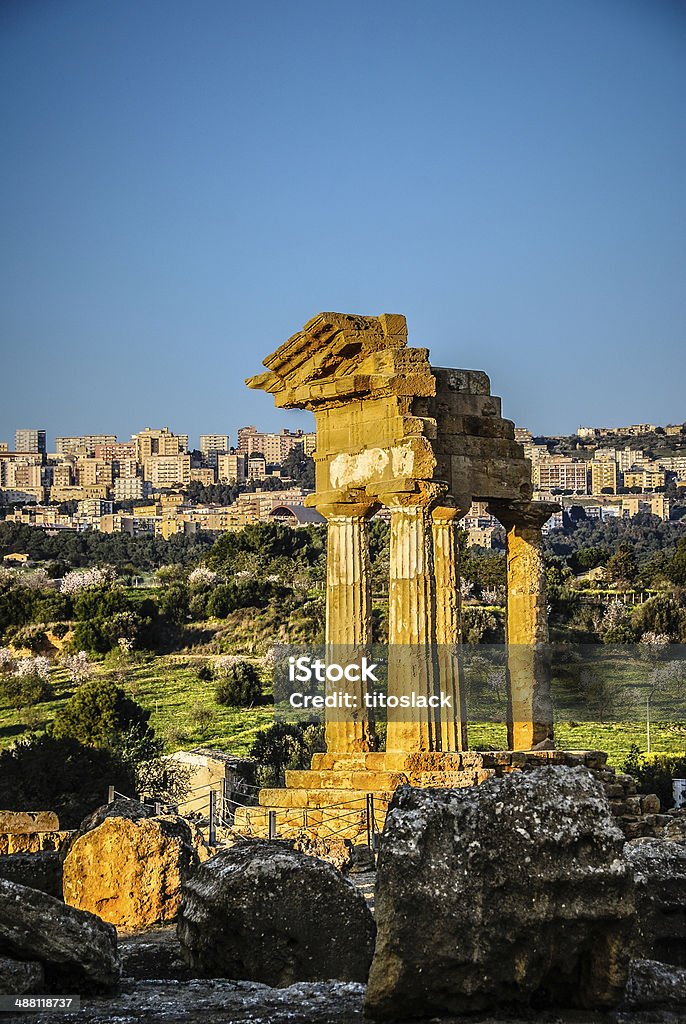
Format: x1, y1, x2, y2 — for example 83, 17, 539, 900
0, 830, 73, 855
365, 767, 635, 1018
624, 838, 686, 966
63, 814, 199, 930
316, 500, 375, 753
489, 499, 558, 749
0, 810, 59, 834
0, 877, 120, 993
177, 841, 375, 985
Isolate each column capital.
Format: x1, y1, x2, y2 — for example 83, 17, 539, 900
314, 500, 378, 521
487, 499, 560, 532
432, 494, 472, 523
377, 481, 448, 512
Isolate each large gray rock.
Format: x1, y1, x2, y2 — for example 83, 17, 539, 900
624, 959, 686, 1009
0, 878, 119, 993
624, 838, 686, 966
366, 766, 636, 1019
177, 840, 375, 985
0, 955, 44, 995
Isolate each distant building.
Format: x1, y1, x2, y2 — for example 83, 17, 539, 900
76, 458, 113, 488
532, 456, 588, 494
133, 428, 188, 462
113, 476, 151, 502
199, 434, 230, 456
143, 453, 191, 488
590, 459, 618, 494
15, 429, 46, 454
56, 434, 117, 456
217, 452, 247, 483
237, 426, 315, 462
190, 468, 216, 486
93, 441, 136, 462
76, 499, 113, 518
513, 427, 533, 443
247, 453, 267, 480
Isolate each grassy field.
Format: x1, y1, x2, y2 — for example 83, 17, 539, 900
0, 653, 275, 758
2, 649, 686, 770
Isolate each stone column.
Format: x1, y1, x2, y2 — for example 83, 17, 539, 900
432, 503, 470, 751
488, 500, 559, 750
383, 486, 443, 753
317, 501, 376, 753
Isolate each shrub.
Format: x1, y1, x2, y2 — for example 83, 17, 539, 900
250, 721, 325, 788
51, 622, 69, 639
214, 660, 261, 707
51, 677, 153, 751
623, 744, 686, 809
0, 670, 54, 708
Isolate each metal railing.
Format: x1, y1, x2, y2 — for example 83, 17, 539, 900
106, 779, 381, 849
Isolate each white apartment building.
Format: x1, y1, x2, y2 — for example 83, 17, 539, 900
143, 454, 191, 488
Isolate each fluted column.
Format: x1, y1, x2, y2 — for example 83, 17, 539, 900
489, 500, 559, 750
383, 486, 443, 752
317, 501, 376, 753
432, 503, 470, 751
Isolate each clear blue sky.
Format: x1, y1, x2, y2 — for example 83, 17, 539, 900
1, 0, 684, 448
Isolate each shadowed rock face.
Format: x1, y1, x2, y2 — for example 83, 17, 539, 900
625, 839, 686, 967
366, 766, 636, 1019
177, 840, 376, 986
0, 877, 120, 994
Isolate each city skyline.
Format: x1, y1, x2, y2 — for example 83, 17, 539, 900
2, 1, 684, 443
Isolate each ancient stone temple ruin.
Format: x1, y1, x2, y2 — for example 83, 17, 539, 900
235, 312, 566, 839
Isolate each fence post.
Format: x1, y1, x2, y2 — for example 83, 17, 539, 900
154, 802, 162, 815
366, 794, 373, 848
268, 809, 277, 840
107, 785, 115, 805
209, 789, 217, 846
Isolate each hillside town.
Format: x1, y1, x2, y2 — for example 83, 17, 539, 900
1, 420, 684, 547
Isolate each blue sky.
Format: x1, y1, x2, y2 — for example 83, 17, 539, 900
1, 0, 684, 448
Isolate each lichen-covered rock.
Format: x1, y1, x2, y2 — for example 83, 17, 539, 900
624, 838, 686, 966
0, 878, 119, 993
63, 815, 198, 930
0, 955, 44, 995
366, 766, 635, 1019
624, 959, 686, 1009
177, 840, 375, 985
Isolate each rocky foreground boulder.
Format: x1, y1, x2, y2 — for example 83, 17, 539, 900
63, 813, 199, 931
177, 840, 375, 985
0, 877, 119, 993
366, 766, 636, 1019
624, 838, 686, 967
0, 954, 44, 996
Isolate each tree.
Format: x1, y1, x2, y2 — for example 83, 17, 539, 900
51, 677, 153, 751
0, 735, 135, 828
606, 544, 639, 588
281, 449, 315, 488
249, 722, 325, 788
214, 659, 262, 707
